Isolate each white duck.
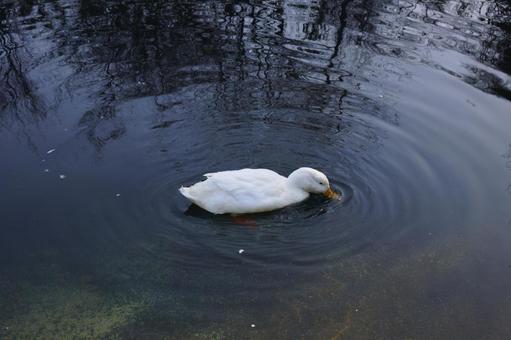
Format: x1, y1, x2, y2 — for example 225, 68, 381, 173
179, 167, 339, 214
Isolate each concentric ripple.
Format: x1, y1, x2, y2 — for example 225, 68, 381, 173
91, 81, 496, 282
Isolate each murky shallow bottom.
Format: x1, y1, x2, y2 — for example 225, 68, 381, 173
1, 0, 511, 338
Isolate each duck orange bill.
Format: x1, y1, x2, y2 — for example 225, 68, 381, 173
323, 187, 339, 199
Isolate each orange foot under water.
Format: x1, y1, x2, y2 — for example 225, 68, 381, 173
231, 214, 257, 228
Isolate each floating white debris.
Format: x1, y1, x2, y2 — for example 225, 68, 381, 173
44, 169, 49, 173
355, 309, 359, 312
251, 324, 255, 328
238, 249, 244, 254
47, 148, 56, 154
115, 193, 121, 197
41, 159, 46, 162
59, 174, 66, 180
378, 94, 384, 98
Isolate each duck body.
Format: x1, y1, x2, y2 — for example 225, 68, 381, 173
179, 167, 337, 215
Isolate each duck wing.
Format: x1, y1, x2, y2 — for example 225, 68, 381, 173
181, 169, 288, 214
203, 169, 286, 197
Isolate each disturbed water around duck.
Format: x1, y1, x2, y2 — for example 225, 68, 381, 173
1, 0, 511, 338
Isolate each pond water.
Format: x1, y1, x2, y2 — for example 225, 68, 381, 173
1, 0, 511, 338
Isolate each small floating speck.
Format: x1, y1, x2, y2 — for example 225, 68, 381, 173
41, 159, 46, 162
238, 249, 244, 254
64, 128, 68, 132
251, 324, 255, 328
355, 309, 359, 312
115, 193, 121, 197
59, 174, 66, 180
378, 94, 384, 98
44, 169, 49, 173
47, 148, 56, 154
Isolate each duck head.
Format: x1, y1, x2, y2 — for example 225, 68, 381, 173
288, 167, 339, 199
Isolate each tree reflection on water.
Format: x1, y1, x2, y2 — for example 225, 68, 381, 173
0, 0, 509, 148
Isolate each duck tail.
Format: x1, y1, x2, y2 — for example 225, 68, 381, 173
178, 186, 193, 200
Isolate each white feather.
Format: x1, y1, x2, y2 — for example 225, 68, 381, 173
179, 167, 333, 215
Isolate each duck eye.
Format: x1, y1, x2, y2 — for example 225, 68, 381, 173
319, 182, 324, 185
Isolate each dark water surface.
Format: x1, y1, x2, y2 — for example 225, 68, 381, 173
1, 0, 511, 338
